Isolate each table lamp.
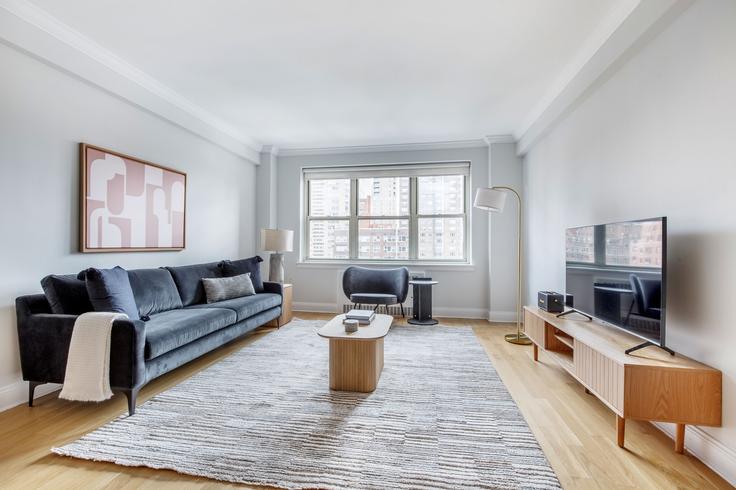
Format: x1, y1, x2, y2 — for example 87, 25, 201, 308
261, 228, 293, 283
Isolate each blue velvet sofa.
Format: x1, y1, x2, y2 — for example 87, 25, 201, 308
15, 259, 283, 415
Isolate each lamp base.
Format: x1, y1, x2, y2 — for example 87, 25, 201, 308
505, 332, 532, 345
268, 253, 284, 283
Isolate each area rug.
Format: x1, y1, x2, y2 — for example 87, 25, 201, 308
53, 319, 560, 489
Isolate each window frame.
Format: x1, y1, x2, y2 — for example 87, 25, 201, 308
303, 162, 470, 264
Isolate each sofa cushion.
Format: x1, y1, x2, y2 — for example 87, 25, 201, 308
219, 256, 264, 292
127, 268, 183, 317
143, 307, 236, 360
84, 266, 140, 320
40, 274, 93, 315
165, 262, 223, 306
188, 293, 281, 322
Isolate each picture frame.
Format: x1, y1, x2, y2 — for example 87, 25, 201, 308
80, 143, 187, 252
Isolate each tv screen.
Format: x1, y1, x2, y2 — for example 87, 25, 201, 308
565, 217, 666, 346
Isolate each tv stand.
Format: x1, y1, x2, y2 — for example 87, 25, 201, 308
625, 340, 675, 356
555, 308, 592, 321
523, 306, 721, 453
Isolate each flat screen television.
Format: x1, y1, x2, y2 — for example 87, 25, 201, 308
565, 217, 668, 353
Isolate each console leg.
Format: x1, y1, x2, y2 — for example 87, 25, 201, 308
28, 381, 44, 407
616, 416, 626, 448
122, 387, 140, 416
675, 424, 685, 454
533, 344, 538, 362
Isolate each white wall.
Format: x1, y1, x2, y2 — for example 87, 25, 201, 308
0, 43, 257, 410
523, 0, 736, 482
489, 143, 524, 322
272, 145, 519, 318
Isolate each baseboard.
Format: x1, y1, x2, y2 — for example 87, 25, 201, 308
432, 307, 488, 319
487, 310, 519, 323
293, 302, 339, 313
652, 422, 736, 486
0, 379, 60, 413
294, 303, 487, 319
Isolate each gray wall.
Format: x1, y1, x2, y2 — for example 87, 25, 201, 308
272, 144, 521, 318
523, 0, 736, 478
489, 143, 524, 321
0, 43, 257, 409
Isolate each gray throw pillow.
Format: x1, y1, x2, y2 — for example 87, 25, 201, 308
202, 273, 255, 303
83, 266, 140, 320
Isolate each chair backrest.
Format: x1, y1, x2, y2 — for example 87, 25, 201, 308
342, 266, 410, 303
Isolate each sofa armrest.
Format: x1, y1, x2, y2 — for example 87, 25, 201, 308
15, 296, 146, 389
262, 281, 284, 296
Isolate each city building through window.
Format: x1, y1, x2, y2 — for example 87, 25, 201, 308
303, 162, 470, 262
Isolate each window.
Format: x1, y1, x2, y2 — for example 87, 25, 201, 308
304, 162, 469, 262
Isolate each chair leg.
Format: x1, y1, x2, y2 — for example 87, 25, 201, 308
28, 381, 44, 407
400, 303, 405, 318
374, 304, 379, 312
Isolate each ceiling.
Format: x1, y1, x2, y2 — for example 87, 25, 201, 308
28, 0, 630, 150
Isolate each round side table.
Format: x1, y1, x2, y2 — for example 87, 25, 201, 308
407, 280, 439, 325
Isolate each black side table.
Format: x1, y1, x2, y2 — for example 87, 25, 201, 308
408, 280, 438, 325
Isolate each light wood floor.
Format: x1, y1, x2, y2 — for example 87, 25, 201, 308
0, 313, 730, 489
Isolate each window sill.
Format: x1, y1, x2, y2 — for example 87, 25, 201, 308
296, 260, 475, 272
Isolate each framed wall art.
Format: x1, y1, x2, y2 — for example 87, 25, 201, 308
80, 143, 186, 252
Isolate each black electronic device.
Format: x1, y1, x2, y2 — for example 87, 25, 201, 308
537, 291, 564, 313
564, 217, 672, 355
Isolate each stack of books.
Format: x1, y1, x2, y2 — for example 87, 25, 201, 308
344, 309, 375, 325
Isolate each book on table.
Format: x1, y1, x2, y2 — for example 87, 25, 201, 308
345, 309, 375, 324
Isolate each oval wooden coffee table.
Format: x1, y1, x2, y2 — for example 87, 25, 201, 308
317, 314, 392, 392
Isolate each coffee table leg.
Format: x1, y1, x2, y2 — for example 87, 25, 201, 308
329, 338, 383, 392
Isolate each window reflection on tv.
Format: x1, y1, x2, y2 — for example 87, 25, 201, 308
565, 217, 666, 346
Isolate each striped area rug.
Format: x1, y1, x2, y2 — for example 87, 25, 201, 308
53, 319, 560, 489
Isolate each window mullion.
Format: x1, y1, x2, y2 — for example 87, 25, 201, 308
349, 178, 358, 260
409, 177, 417, 260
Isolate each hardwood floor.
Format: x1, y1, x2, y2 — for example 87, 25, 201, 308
0, 313, 730, 489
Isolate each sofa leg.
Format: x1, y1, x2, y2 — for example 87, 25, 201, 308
122, 387, 141, 416
28, 381, 44, 407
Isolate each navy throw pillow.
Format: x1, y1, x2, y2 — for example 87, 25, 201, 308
219, 256, 264, 292
84, 266, 140, 320
41, 274, 94, 315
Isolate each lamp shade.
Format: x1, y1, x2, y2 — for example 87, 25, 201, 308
473, 187, 507, 212
261, 228, 293, 252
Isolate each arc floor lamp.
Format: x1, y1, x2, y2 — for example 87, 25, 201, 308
474, 186, 532, 345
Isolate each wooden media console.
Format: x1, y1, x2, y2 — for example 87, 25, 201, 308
523, 306, 722, 453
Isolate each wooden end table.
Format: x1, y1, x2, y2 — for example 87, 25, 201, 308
266, 283, 292, 328
317, 314, 392, 392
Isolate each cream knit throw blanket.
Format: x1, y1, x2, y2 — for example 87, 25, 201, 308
59, 312, 127, 402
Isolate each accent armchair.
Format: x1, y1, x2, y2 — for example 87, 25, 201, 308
342, 266, 410, 317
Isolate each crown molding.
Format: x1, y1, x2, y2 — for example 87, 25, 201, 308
0, 0, 262, 163
483, 135, 516, 145
278, 139, 490, 157
515, 0, 694, 156
261, 145, 279, 156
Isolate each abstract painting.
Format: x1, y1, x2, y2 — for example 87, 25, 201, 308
80, 143, 186, 252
